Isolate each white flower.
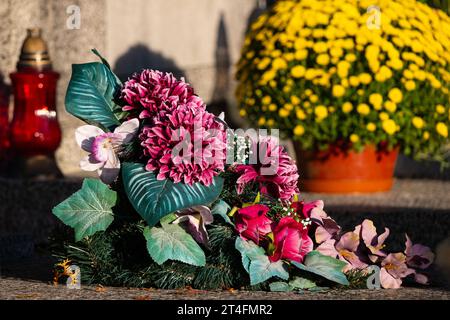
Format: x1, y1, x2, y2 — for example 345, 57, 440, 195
75, 119, 139, 184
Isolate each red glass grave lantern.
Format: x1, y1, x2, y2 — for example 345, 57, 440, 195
0, 79, 9, 154
10, 28, 61, 157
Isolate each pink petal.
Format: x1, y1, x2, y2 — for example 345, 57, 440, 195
98, 153, 120, 184
79, 155, 104, 171
414, 272, 429, 285
114, 118, 140, 143
380, 268, 402, 289
336, 231, 360, 252
361, 219, 378, 246
316, 239, 339, 258
315, 226, 333, 244
75, 125, 104, 151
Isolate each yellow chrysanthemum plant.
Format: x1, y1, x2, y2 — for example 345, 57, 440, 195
236, 0, 450, 162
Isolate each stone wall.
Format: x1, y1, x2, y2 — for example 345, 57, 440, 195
0, 0, 257, 176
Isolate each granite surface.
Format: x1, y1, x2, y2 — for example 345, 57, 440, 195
0, 278, 448, 300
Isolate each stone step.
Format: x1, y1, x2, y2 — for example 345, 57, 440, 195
0, 178, 449, 260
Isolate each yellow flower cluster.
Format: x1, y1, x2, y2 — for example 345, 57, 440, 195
236, 0, 450, 156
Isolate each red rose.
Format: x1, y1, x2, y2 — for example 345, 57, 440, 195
235, 204, 273, 244
270, 217, 313, 263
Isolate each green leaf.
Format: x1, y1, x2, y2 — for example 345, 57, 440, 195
235, 237, 288, 285
122, 162, 224, 226
52, 179, 116, 241
91, 48, 112, 69
65, 62, 122, 130
289, 276, 316, 290
269, 282, 291, 292
143, 224, 206, 266
235, 237, 265, 273
211, 200, 234, 226
249, 255, 289, 286
291, 251, 349, 286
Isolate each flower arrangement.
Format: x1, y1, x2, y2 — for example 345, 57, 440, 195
235, 0, 450, 159
51, 50, 434, 291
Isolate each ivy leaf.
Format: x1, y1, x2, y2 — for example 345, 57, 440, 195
291, 251, 349, 286
249, 256, 289, 286
143, 223, 206, 267
52, 179, 116, 241
235, 237, 265, 273
211, 200, 234, 226
122, 162, 224, 226
289, 276, 316, 290
269, 282, 291, 292
235, 237, 288, 285
65, 61, 122, 131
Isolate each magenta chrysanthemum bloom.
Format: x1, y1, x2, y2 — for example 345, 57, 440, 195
121, 69, 226, 186
234, 136, 299, 200
120, 69, 204, 120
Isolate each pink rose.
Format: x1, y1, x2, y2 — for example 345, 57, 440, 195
269, 217, 313, 263
234, 204, 273, 244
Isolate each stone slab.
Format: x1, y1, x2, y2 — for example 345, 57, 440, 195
0, 278, 448, 300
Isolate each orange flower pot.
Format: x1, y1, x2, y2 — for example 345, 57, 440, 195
294, 143, 399, 194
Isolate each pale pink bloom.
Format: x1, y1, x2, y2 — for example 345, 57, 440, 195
307, 200, 341, 244
173, 205, 214, 246
405, 234, 435, 269
75, 119, 139, 184
380, 253, 415, 289
316, 226, 367, 272
360, 219, 389, 263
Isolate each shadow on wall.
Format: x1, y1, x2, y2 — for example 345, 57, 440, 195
113, 44, 185, 82
208, 13, 235, 124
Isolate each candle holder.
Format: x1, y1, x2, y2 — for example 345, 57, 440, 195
9, 28, 62, 178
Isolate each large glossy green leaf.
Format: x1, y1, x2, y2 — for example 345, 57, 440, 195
143, 224, 206, 266
235, 237, 288, 285
65, 62, 122, 130
122, 162, 224, 226
52, 179, 116, 241
291, 251, 349, 286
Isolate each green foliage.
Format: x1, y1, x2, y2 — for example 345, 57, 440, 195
235, 237, 289, 285
144, 223, 206, 267
52, 179, 116, 241
211, 200, 233, 226
65, 60, 122, 131
122, 162, 224, 226
269, 281, 291, 292
344, 269, 372, 289
289, 276, 317, 290
291, 251, 349, 286
51, 220, 249, 290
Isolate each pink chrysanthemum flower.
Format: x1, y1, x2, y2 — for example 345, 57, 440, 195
120, 69, 204, 120
234, 136, 299, 200
121, 69, 226, 186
